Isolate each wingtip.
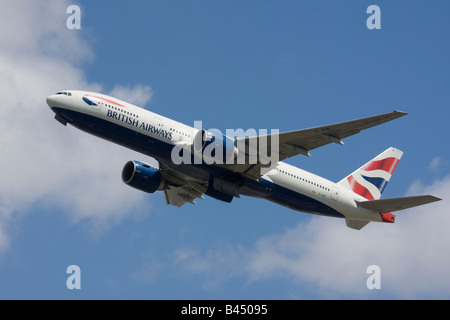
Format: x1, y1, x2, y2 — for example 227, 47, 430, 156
428, 194, 443, 202
393, 110, 408, 116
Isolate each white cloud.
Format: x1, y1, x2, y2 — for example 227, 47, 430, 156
173, 245, 247, 290
172, 174, 449, 299
0, 0, 156, 250
0, 1, 92, 64
109, 84, 154, 108
428, 157, 442, 171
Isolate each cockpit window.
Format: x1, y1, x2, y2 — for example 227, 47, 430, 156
55, 91, 72, 96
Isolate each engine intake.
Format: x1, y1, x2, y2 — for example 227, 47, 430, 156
122, 160, 165, 193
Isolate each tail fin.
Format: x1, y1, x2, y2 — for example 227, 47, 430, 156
338, 147, 403, 200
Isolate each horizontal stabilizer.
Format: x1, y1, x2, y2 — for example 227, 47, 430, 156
346, 219, 371, 230
356, 195, 441, 213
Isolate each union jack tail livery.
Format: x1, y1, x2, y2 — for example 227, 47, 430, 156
338, 147, 403, 200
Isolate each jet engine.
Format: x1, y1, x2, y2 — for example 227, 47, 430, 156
193, 129, 238, 164
205, 176, 240, 203
121, 160, 165, 193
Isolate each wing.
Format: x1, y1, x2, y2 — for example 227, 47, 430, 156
159, 163, 208, 207
233, 110, 407, 179
163, 185, 206, 207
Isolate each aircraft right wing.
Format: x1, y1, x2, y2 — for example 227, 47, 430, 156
233, 110, 408, 179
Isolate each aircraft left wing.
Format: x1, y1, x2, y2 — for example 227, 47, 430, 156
233, 110, 407, 179
159, 162, 208, 207
163, 185, 206, 207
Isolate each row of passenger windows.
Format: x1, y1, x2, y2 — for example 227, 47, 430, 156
102, 101, 139, 118
169, 127, 191, 138
102, 100, 190, 138
97, 97, 190, 139
277, 169, 330, 192
54, 91, 188, 138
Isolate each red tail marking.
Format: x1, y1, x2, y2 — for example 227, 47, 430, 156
347, 176, 375, 200
362, 157, 399, 175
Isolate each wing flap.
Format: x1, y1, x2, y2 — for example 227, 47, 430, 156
163, 185, 206, 207
356, 195, 441, 212
158, 161, 208, 207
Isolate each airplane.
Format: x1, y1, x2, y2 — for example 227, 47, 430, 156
46, 90, 441, 230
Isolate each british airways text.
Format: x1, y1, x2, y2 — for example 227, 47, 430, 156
107, 110, 173, 140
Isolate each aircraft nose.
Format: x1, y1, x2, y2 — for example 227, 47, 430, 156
46, 95, 57, 109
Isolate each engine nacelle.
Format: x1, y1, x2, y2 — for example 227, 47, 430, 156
193, 129, 238, 164
121, 160, 165, 193
205, 176, 239, 203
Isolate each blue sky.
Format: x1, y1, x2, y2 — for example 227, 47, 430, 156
0, 0, 449, 299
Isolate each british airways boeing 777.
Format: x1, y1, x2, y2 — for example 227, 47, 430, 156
46, 90, 441, 230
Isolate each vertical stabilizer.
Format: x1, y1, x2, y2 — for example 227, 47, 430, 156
338, 147, 403, 200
